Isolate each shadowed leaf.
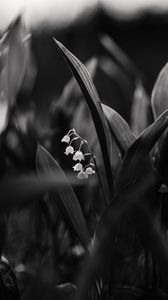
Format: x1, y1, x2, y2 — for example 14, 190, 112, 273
75, 172, 156, 300
99, 34, 141, 81
55, 57, 98, 114
131, 80, 151, 135
151, 62, 168, 159
23, 266, 77, 300
36, 144, 91, 249
151, 62, 168, 119
102, 103, 136, 157
0, 15, 32, 133
115, 109, 168, 193
0, 172, 82, 212
2, 16, 31, 100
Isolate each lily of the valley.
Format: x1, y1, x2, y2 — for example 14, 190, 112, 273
77, 170, 88, 180
61, 129, 96, 180
61, 134, 70, 143
85, 167, 95, 175
73, 163, 83, 171
73, 150, 84, 161
64, 145, 74, 155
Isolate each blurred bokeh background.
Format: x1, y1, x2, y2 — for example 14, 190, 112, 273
1, 2, 168, 293
1, 0, 168, 122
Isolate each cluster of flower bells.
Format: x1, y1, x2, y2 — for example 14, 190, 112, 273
61, 129, 95, 180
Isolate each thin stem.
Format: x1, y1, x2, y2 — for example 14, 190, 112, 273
67, 128, 75, 135
92, 155, 107, 206
79, 141, 84, 151
69, 137, 79, 145
144, 248, 149, 291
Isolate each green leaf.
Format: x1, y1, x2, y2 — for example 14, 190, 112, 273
102, 103, 136, 156
54, 39, 113, 203
99, 34, 141, 81
75, 172, 156, 300
115, 109, 168, 193
0, 88, 8, 134
131, 80, 151, 136
36, 144, 91, 249
0, 15, 32, 133
0, 173, 80, 212
151, 62, 168, 119
3, 15, 31, 100
57, 57, 98, 114
99, 56, 134, 123
151, 63, 168, 170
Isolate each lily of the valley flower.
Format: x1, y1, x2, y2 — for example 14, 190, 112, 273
64, 146, 74, 155
73, 163, 83, 172
85, 167, 95, 175
159, 184, 168, 193
61, 134, 70, 143
77, 170, 88, 180
62, 129, 96, 180
73, 151, 84, 161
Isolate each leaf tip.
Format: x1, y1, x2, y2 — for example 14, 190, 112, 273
53, 38, 63, 50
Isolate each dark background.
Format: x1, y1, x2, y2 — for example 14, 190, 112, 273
31, 9, 168, 113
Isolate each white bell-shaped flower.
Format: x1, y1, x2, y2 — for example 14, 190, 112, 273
73, 163, 83, 172
64, 146, 74, 155
85, 167, 95, 175
73, 150, 84, 161
61, 134, 70, 143
77, 170, 88, 180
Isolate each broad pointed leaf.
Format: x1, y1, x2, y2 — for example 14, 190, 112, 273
0, 16, 32, 133
102, 103, 136, 156
131, 81, 151, 135
151, 63, 168, 176
54, 39, 114, 203
115, 109, 168, 193
2, 16, 30, 100
75, 172, 156, 300
99, 34, 141, 81
151, 62, 168, 119
36, 144, 91, 249
57, 57, 98, 112
0, 172, 80, 211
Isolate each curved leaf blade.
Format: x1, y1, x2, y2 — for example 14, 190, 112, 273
58, 57, 98, 110
75, 172, 156, 300
99, 34, 141, 81
115, 109, 168, 193
0, 15, 32, 133
131, 81, 151, 135
36, 144, 91, 249
151, 62, 168, 119
0, 173, 80, 211
54, 39, 113, 203
3, 15, 30, 101
102, 103, 136, 156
